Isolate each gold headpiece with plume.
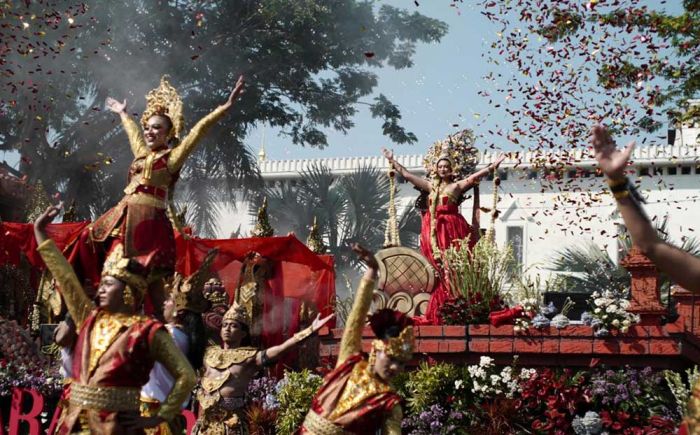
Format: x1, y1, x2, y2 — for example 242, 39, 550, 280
368, 309, 414, 362
141, 76, 185, 140
204, 278, 228, 306
169, 249, 218, 313
223, 302, 251, 328
422, 129, 479, 180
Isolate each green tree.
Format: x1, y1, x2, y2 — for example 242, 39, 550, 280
0, 1, 447, 235
251, 164, 421, 291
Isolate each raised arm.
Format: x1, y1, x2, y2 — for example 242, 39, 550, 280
382, 148, 431, 192
167, 75, 245, 173
454, 153, 506, 193
34, 205, 93, 328
337, 244, 379, 366
255, 312, 334, 367
592, 124, 700, 293
106, 97, 148, 158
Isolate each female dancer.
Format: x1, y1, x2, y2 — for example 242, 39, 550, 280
66, 75, 245, 308
382, 146, 506, 324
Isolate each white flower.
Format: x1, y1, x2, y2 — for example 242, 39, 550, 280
612, 319, 620, 327
594, 298, 605, 307
622, 319, 631, 326
455, 379, 463, 389
620, 326, 629, 333
479, 356, 494, 367
619, 300, 631, 309
594, 308, 602, 314
606, 304, 618, 313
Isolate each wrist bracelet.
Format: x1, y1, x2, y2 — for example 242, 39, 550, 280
606, 177, 627, 188
612, 190, 630, 200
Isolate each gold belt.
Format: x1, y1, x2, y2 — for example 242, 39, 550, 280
302, 410, 352, 435
69, 383, 141, 411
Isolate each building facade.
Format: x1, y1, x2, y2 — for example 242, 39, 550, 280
217, 126, 700, 283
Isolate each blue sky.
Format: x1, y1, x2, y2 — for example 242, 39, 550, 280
248, 1, 503, 160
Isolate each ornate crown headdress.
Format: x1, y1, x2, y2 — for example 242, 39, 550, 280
422, 129, 479, 179
141, 76, 185, 140
101, 244, 148, 305
369, 309, 414, 362
203, 278, 228, 306
223, 302, 251, 328
168, 249, 218, 313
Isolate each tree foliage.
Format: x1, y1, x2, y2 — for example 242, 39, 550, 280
0, 1, 447, 235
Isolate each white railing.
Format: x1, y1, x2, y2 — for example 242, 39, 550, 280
259, 143, 700, 177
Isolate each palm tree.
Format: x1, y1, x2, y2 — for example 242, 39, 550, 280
250, 163, 421, 293
548, 218, 700, 295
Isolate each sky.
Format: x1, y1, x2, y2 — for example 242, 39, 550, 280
247, 1, 502, 161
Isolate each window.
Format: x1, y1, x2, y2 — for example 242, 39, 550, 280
682, 166, 692, 175
506, 226, 524, 272
527, 170, 538, 179
639, 167, 649, 176
667, 166, 677, 176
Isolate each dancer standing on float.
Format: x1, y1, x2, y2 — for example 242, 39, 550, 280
382, 134, 506, 324
194, 301, 333, 434
140, 250, 216, 435
66, 75, 245, 308
300, 244, 413, 434
590, 124, 700, 434
34, 205, 195, 434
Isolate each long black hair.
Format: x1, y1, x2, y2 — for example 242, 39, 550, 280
176, 310, 207, 371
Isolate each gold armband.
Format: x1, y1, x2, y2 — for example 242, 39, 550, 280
613, 190, 630, 200
606, 177, 628, 188
294, 325, 315, 342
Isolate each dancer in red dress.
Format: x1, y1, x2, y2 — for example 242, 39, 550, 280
65, 75, 245, 307
382, 134, 506, 324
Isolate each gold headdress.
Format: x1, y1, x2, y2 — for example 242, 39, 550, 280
203, 278, 228, 306
372, 327, 415, 362
368, 309, 414, 362
223, 302, 251, 328
141, 76, 185, 140
101, 244, 148, 306
169, 249, 218, 313
423, 129, 479, 180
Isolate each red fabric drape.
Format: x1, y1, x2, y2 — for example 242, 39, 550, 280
0, 222, 89, 268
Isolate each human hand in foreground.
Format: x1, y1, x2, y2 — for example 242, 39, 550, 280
591, 124, 635, 180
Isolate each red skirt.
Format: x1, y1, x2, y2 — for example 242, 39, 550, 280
417, 200, 475, 325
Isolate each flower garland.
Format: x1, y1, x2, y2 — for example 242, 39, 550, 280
384, 166, 400, 247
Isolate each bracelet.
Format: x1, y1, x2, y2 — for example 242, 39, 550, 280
606, 177, 628, 189
612, 190, 630, 200
293, 325, 315, 342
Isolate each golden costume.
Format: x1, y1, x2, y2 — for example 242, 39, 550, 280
194, 303, 258, 435
66, 78, 229, 291
37, 239, 196, 434
300, 278, 414, 435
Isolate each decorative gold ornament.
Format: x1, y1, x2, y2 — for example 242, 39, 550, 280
24, 180, 52, 222
141, 76, 184, 140
203, 278, 228, 306
203, 345, 258, 370
383, 167, 401, 248
251, 197, 274, 237
169, 249, 218, 313
306, 216, 326, 253
62, 199, 78, 222
101, 244, 147, 300
372, 325, 414, 362
222, 302, 251, 328
422, 129, 479, 180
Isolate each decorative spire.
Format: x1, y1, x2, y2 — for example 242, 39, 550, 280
251, 197, 274, 237
306, 216, 326, 253
258, 126, 267, 162
24, 180, 52, 223
484, 175, 500, 243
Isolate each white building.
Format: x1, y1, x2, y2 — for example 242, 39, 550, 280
217, 125, 700, 282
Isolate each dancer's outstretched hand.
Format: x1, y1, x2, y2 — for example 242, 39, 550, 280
223, 75, 245, 109
493, 153, 507, 168
311, 313, 335, 333
351, 243, 378, 270
105, 97, 127, 114
591, 124, 635, 180
33, 203, 62, 245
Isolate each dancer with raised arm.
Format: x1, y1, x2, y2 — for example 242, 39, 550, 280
382, 131, 506, 324
34, 204, 196, 434
300, 244, 414, 435
194, 301, 333, 434
591, 124, 700, 434
66, 75, 245, 309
